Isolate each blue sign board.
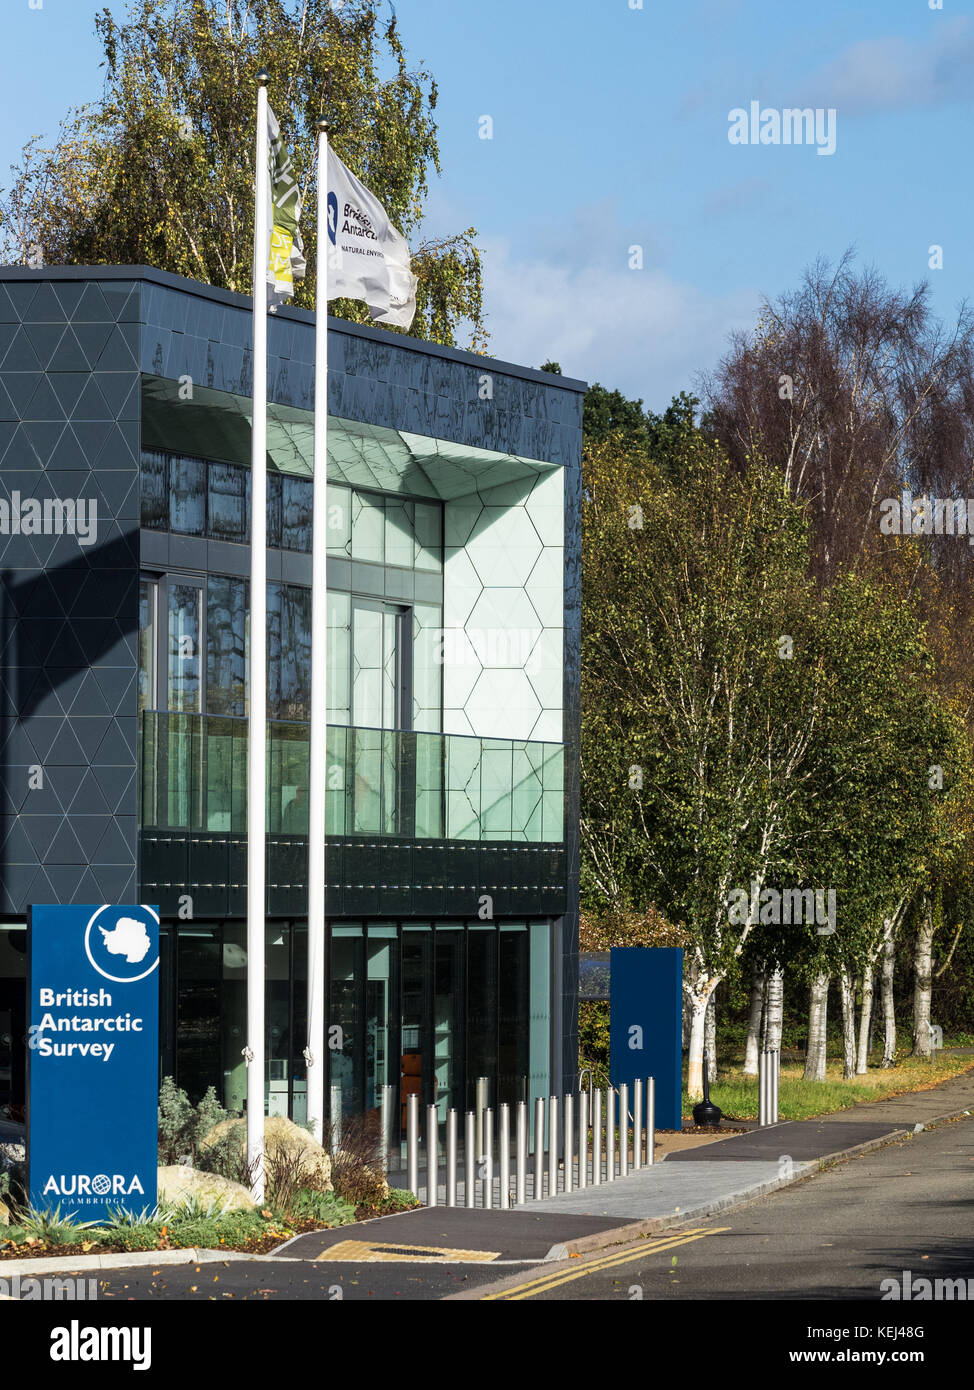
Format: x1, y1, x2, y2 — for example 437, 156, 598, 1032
610, 946, 684, 1130
27, 904, 160, 1221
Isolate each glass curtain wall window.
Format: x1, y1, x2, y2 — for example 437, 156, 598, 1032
140, 451, 444, 571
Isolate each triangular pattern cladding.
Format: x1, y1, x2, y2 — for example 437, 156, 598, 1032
0, 273, 141, 912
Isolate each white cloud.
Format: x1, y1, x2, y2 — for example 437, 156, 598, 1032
478, 234, 758, 409
799, 19, 974, 115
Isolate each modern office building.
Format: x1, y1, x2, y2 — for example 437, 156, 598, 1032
0, 266, 583, 1132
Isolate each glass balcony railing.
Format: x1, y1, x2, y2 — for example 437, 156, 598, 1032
140, 711, 564, 844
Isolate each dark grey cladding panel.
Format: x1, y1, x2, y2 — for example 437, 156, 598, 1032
0, 272, 141, 913
137, 274, 583, 469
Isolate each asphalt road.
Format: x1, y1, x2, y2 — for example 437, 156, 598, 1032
13, 1112, 972, 1307
468, 1113, 974, 1302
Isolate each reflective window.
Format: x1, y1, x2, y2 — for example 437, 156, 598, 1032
282, 476, 313, 551
413, 502, 442, 571
269, 582, 312, 720
328, 591, 351, 723
169, 455, 207, 535
267, 472, 282, 549
208, 463, 248, 543
138, 577, 157, 713
385, 499, 414, 569
167, 580, 203, 713
327, 485, 351, 556
351, 492, 385, 563
140, 449, 168, 530
206, 576, 249, 717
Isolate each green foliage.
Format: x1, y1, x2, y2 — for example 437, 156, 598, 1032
0, 0, 485, 350
102, 1204, 170, 1228
381, 1188, 421, 1213
287, 1188, 356, 1225
157, 1076, 229, 1165
15, 1204, 100, 1244
578, 1002, 610, 1082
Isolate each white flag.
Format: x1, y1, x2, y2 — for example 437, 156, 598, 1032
325, 148, 417, 329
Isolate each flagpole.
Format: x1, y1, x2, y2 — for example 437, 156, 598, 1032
246, 67, 271, 1203
305, 118, 330, 1145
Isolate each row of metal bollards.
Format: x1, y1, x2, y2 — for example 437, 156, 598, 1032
758, 1048, 779, 1126
404, 1079, 656, 1208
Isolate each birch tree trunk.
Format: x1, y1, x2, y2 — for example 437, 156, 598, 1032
839, 968, 857, 1079
911, 895, 935, 1058
803, 972, 829, 1081
881, 929, 897, 1067
743, 961, 765, 1076
762, 967, 784, 1052
856, 964, 874, 1073
686, 976, 720, 1100
704, 992, 717, 1083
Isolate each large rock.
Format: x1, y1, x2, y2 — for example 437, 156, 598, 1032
157, 1165, 256, 1214
199, 1116, 332, 1192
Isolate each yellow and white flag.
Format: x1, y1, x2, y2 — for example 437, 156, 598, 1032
325, 147, 417, 329
264, 106, 306, 309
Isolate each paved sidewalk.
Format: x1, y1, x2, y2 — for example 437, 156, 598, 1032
514, 1065, 974, 1228
812, 1064, 974, 1126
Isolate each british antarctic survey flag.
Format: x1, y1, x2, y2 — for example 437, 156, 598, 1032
27, 904, 160, 1221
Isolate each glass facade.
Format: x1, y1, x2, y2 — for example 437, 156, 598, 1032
140, 712, 564, 841
134, 444, 561, 1121
158, 919, 550, 1127
140, 450, 443, 570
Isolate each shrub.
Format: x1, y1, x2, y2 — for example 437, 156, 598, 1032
16, 1205, 100, 1244
287, 1188, 356, 1226
102, 1204, 170, 1229
158, 1077, 229, 1165
327, 1111, 387, 1210
382, 1188, 420, 1214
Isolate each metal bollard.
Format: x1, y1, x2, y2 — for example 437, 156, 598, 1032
330, 1084, 343, 1154
548, 1095, 559, 1196
564, 1093, 574, 1193
446, 1108, 458, 1208
592, 1087, 602, 1185
516, 1101, 528, 1205
483, 1108, 494, 1210
379, 1084, 392, 1172
475, 1075, 488, 1158
647, 1077, 655, 1165
406, 1093, 419, 1198
465, 1110, 476, 1208
579, 1088, 588, 1188
633, 1078, 643, 1170
606, 1088, 616, 1181
533, 1096, 545, 1199
499, 1104, 511, 1210
426, 1103, 438, 1207
619, 1083, 629, 1177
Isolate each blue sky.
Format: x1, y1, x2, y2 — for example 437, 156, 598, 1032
3, 0, 972, 409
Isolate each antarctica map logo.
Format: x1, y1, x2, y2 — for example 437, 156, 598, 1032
83, 905, 159, 984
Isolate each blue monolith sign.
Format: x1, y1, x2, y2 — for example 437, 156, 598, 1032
610, 946, 683, 1130
27, 904, 160, 1220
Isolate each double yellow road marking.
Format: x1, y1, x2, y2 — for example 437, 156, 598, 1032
482, 1226, 729, 1300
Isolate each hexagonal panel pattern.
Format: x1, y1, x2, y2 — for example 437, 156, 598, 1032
443, 467, 563, 742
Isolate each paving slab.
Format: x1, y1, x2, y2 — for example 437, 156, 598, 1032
666, 1119, 901, 1161
274, 1207, 630, 1262
519, 1159, 808, 1220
